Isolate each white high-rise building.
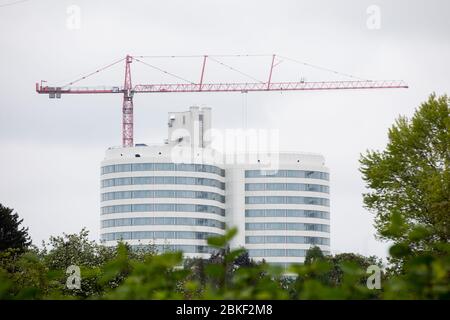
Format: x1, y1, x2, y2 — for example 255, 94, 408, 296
100, 107, 330, 267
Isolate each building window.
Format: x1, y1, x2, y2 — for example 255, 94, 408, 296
101, 162, 225, 177
101, 203, 225, 216
244, 170, 329, 180
245, 223, 329, 232
245, 196, 329, 207
100, 231, 222, 241
245, 236, 329, 245
245, 183, 329, 193
101, 189, 225, 203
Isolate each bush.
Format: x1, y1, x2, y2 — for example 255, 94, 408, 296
0, 221, 448, 300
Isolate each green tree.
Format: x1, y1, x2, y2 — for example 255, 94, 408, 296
360, 94, 449, 253
0, 204, 31, 253
41, 228, 115, 269
325, 253, 383, 287
382, 213, 450, 299
42, 229, 109, 298
304, 246, 325, 265
297, 247, 382, 296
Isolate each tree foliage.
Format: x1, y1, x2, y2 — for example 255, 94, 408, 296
0, 220, 448, 300
360, 94, 449, 252
0, 204, 31, 253
41, 228, 116, 270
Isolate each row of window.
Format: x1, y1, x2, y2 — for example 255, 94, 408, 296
245, 183, 329, 193
101, 217, 225, 229
101, 176, 225, 190
266, 262, 294, 270
248, 249, 307, 257
153, 245, 218, 254
130, 244, 219, 255
245, 196, 329, 206
267, 259, 329, 269
246, 236, 330, 245
127, 247, 329, 260
245, 223, 330, 232
101, 204, 225, 216
101, 231, 221, 241
101, 163, 225, 177
245, 170, 329, 180
101, 190, 225, 203
245, 209, 329, 219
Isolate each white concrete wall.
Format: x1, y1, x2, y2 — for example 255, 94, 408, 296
167, 106, 211, 149
225, 166, 246, 249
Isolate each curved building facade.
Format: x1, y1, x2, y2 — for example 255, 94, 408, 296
100, 145, 226, 259
225, 153, 330, 268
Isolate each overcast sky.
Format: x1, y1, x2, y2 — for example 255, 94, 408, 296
0, 0, 449, 259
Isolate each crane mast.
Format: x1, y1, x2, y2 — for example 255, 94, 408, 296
122, 55, 133, 147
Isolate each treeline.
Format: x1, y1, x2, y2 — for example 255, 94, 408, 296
0, 222, 448, 300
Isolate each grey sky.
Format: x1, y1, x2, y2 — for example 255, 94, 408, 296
0, 0, 449, 258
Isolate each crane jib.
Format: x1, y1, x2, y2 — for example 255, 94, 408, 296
36, 81, 408, 96
36, 54, 408, 147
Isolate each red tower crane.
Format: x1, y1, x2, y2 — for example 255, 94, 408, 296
36, 54, 408, 147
